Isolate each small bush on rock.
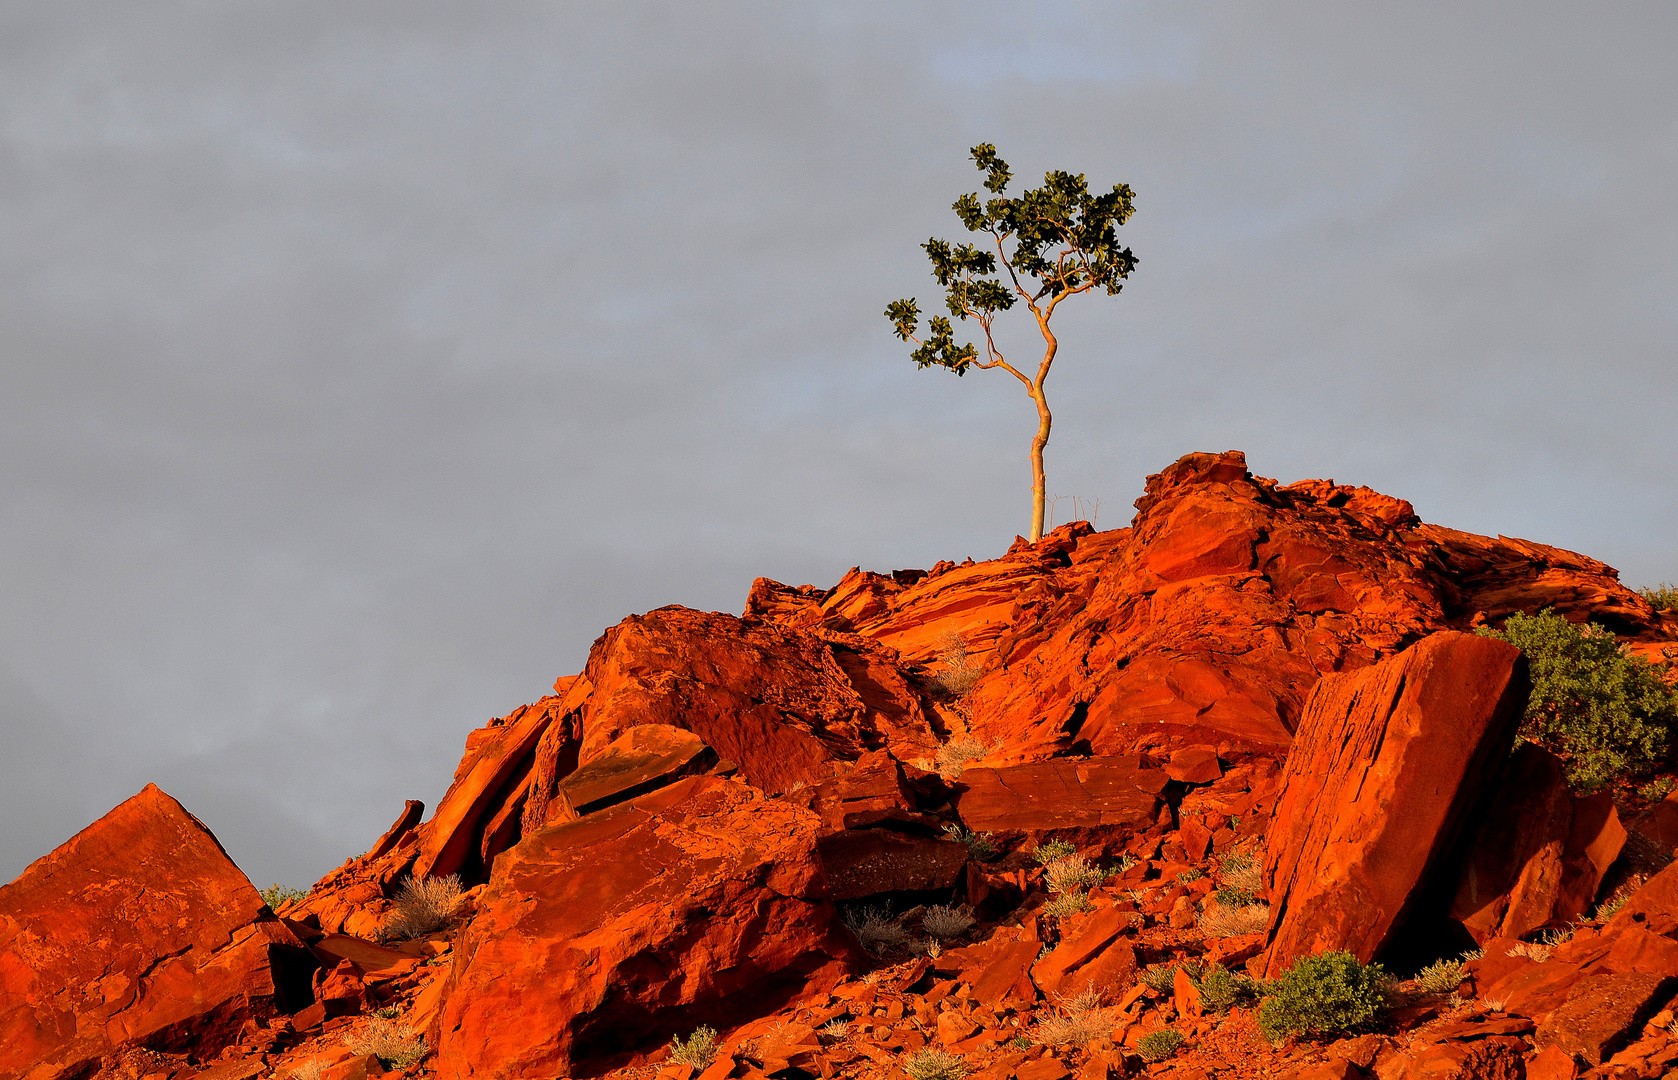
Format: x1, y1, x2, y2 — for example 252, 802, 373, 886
1258, 950, 1391, 1042
1414, 958, 1467, 995
1032, 986, 1113, 1047
1639, 583, 1678, 611
1198, 899, 1270, 939
904, 1046, 967, 1080
844, 905, 909, 954
260, 883, 307, 910
922, 904, 977, 940
1044, 855, 1104, 895
1192, 963, 1259, 1013
1040, 891, 1093, 918
1033, 839, 1077, 864
934, 735, 996, 777
1136, 1029, 1185, 1062
1478, 609, 1678, 791
669, 1026, 719, 1069
382, 874, 463, 941
931, 632, 982, 698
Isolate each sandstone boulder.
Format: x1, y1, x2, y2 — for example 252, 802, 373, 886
433, 774, 861, 1079
953, 757, 1167, 849
1262, 632, 1528, 975
0, 785, 313, 1080
1451, 745, 1628, 943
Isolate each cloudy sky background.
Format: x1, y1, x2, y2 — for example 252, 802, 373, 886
3, 2, 1675, 888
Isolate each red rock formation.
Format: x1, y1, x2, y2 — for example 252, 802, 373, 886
1262, 631, 1529, 975
1451, 745, 1628, 943
0, 785, 313, 1079
953, 757, 1167, 850
432, 774, 862, 1079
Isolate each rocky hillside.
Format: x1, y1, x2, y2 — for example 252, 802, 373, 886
5, 451, 1678, 1080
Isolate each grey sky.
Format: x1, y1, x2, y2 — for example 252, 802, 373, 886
3, 2, 1674, 888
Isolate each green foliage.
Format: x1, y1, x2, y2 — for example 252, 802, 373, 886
943, 823, 997, 860
1214, 886, 1256, 908
1640, 777, 1677, 802
1105, 853, 1138, 877
1141, 964, 1178, 992
1593, 885, 1633, 923
1008, 1035, 1033, 1051
1639, 583, 1678, 611
260, 883, 307, 910
1040, 891, 1093, 918
1135, 1029, 1185, 1062
669, 1026, 720, 1070
1191, 964, 1258, 1014
1033, 839, 1077, 864
904, 1047, 968, 1080
1477, 609, 1678, 790
1177, 868, 1204, 883
1257, 951, 1391, 1042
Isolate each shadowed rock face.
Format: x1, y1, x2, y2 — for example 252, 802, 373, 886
1261, 631, 1529, 976
0, 784, 313, 1080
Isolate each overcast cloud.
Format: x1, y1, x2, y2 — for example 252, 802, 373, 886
3, 2, 1675, 888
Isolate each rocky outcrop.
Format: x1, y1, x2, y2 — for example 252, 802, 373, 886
0, 785, 314, 1080
1262, 631, 1529, 975
432, 774, 862, 1079
1451, 744, 1627, 943
953, 757, 1168, 850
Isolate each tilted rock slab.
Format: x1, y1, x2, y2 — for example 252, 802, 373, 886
0, 785, 312, 1080
433, 774, 862, 1079
1261, 631, 1528, 976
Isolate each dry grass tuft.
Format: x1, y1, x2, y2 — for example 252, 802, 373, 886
1040, 891, 1093, 919
931, 632, 982, 698
844, 906, 909, 954
1044, 856, 1104, 895
382, 874, 463, 941
934, 735, 997, 777
904, 1046, 967, 1080
1197, 899, 1270, 939
922, 904, 976, 940
1032, 986, 1115, 1047
669, 1026, 719, 1070
286, 1061, 326, 1080
343, 1018, 427, 1069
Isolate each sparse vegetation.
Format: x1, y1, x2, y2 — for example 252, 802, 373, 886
819, 1018, 851, 1042
903, 1046, 968, 1080
932, 632, 982, 697
1477, 609, 1678, 791
922, 904, 977, 940
1198, 898, 1271, 939
1177, 868, 1204, 883
382, 873, 463, 941
260, 883, 307, 910
934, 735, 996, 777
1257, 950, 1391, 1042
1107, 854, 1138, 876
669, 1026, 720, 1070
1031, 986, 1114, 1047
286, 1061, 326, 1080
1414, 958, 1467, 995
1192, 964, 1259, 1014
1032, 839, 1077, 864
1640, 777, 1677, 803
1044, 855, 1104, 895
1593, 885, 1634, 923
1141, 964, 1180, 992
942, 823, 997, 860
1638, 583, 1678, 611
1136, 1029, 1185, 1062
343, 1018, 428, 1069
844, 905, 909, 954
1040, 891, 1093, 918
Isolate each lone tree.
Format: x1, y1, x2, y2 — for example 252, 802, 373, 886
886, 144, 1138, 542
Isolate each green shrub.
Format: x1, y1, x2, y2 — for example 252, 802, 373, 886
1477, 609, 1678, 791
942, 823, 997, 860
1177, 868, 1204, 883
1413, 958, 1466, 995
1192, 963, 1259, 1013
1640, 777, 1677, 803
260, 883, 307, 910
1257, 950, 1390, 1042
1033, 839, 1077, 864
669, 1026, 720, 1070
1639, 583, 1678, 611
1141, 964, 1178, 992
1135, 1029, 1185, 1061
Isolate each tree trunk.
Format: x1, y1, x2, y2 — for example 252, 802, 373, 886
1029, 386, 1052, 542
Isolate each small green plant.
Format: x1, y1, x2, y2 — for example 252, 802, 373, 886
904, 1046, 967, 1080
260, 883, 307, 910
1033, 839, 1077, 864
669, 1026, 720, 1070
372, 1006, 402, 1019
1106, 853, 1138, 876
943, 823, 998, 860
1258, 951, 1391, 1042
1414, 958, 1467, 995
1638, 583, 1678, 611
1176, 868, 1204, 883
1135, 1029, 1185, 1062
1040, 891, 1093, 918
1192, 963, 1258, 1013
343, 1018, 427, 1069
1640, 777, 1677, 802
1214, 886, 1256, 907
1477, 609, 1678, 791
1008, 1035, 1033, 1050
1219, 849, 1265, 894
1593, 885, 1634, 923
1141, 964, 1179, 992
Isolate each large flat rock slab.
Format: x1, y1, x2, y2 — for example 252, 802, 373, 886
1262, 631, 1528, 976
953, 757, 1167, 839
0, 785, 310, 1080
